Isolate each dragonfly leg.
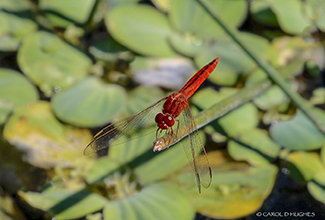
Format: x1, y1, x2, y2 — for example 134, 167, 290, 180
169, 126, 175, 147
156, 128, 163, 140
175, 119, 180, 138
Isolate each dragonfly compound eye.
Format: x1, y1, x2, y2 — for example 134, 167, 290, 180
155, 113, 164, 123
158, 122, 169, 130
163, 115, 175, 127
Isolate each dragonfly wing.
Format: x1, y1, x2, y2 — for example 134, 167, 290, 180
179, 103, 212, 192
84, 98, 166, 155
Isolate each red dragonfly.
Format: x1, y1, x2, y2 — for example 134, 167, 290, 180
84, 58, 220, 192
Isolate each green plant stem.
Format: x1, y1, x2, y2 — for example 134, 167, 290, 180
197, 0, 325, 135
194, 78, 271, 130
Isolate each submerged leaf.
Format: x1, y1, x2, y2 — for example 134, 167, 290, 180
3, 101, 93, 168
173, 151, 278, 219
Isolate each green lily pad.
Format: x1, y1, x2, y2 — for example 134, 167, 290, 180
168, 31, 207, 57
246, 69, 290, 110
253, 86, 290, 110
268, 0, 314, 34
124, 86, 165, 116
262, 108, 292, 125
52, 76, 127, 127
103, 183, 194, 220
3, 101, 93, 168
89, 37, 133, 62
86, 158, 122, 184
134, 138, 190, 185
169, 0, 247, 39
105, 4, 176, 57
311, 0, 325, 32
173, 151, 278, 219
86, 213, 102, 220
270, 110, 325, 150
195, 33, 270, 86
310, 88, 325, 105
152, 0, 171, 12
19, 188, 107, 220
101, 0, 140, 9
108, 126, 156, 163
0, 0, 33, 11
193, 88, 259, 137
0, 11, 37, 51
0, 69, 38, 124
39, 0, 96, 27
228, 129, 281, 165
17, 31, 92, 96
286, 151, 325, 181
308, 171, 325, 204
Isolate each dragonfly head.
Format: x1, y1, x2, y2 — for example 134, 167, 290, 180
155, 113, 175, 130
153, 132, 176, 152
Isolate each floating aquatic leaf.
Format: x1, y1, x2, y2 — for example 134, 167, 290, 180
0, 69, 38, 124
18, 31, 92, 96
193, 88, 259, 137
106, 4, 176, 57
270, 110, 325, 150
170, 0, 247, 39
19, 188, 107, 220
308, 171, 325, 204
229, 129, 281, 165
0, 11, 37, 51
103, 183, 194, 220
285, 151, 325, 181
268, 0, 314, 34
40, 0, 97, 27
52, 77, 127, 127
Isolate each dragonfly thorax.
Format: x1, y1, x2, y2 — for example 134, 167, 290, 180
162, 92, 187, 117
